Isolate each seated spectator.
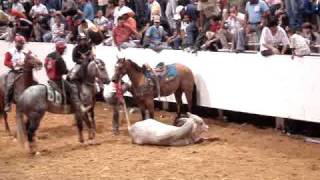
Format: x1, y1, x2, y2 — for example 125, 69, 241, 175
300, 22, 320, 53
0, 10, 9, 26
175, 14, 197, 49
259, 19, 290, 56
113, 0, 134, 26
192, 0, 220, 52
245, 0, 270, 39
200, 31, 221, 51
79, 19, 104, 45
11, 0, 26, 15
287, 28, 311, 58
144, 15, 170, 51
43, 13, 66, 42
112, 8, 141, 48
94, 10, 109, 33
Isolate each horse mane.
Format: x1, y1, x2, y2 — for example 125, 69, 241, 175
127, 59, 143, 73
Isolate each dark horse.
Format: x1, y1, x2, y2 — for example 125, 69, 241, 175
112, 58, 195, 121
15, 59, 110, 154
0, 53, 42, 136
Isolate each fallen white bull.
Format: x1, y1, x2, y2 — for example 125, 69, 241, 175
128, 113, 209, 146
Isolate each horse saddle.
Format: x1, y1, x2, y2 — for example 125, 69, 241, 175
46, 80, 72, 114
146, 62, 178, 82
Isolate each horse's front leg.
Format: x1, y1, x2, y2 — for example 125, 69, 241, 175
75, 112, 84, 143
89, 108, 96, 140
3, 112, 12, 136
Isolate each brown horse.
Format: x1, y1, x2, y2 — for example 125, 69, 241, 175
111, 58, 195, 121
0, 53, 42, 136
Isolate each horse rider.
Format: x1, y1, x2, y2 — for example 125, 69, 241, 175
3, 35, 27, 112
72, 34, 94, 65
44, 40, 87, 113
71, 34, 95, 78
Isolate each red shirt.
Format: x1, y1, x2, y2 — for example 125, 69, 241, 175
112, 17, 137, 46
210, 22, 221, 33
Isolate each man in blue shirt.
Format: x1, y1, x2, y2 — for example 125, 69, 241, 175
80, 0, 94, 21
245, 0, 270, 39
144, 15, 170, 51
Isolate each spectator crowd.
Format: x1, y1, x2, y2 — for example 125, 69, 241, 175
0, 0, 319, 56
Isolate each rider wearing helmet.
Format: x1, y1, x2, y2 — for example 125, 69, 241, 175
44, 40, 87, 113
3, 35, 26, 112
72, 34, 93, 64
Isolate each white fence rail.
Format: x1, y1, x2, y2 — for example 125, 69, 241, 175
1, 41, 320, 123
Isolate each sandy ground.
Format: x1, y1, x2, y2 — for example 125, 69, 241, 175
1, 102, 320, 180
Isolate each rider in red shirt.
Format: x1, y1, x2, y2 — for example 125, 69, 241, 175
44, 40, 87, 113
3, 35, 26, 112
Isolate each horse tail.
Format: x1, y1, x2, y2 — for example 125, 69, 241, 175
16, 106, 27, 148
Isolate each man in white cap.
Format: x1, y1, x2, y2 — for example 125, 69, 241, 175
112, 8, 141, 48
144, 15, 170, 51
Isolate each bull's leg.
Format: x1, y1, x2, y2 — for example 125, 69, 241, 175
3, 112, 12, 136
26, 111, 44, 155
75, 113, 84, 143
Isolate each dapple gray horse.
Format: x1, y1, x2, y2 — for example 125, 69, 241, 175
15, 59, 110, 154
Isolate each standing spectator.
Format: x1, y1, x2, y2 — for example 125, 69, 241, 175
29, 0, 48, 19
11, 0, 26, 15
265, 0, 283, 16
259, 19, 290, 56
147, 0, 162, 20
29, 0, 49, 41
223, 5, 246, 52
191, 0, 220, 52
79, 0, 95, 21
133, 0, 147, 29
112, 8, 141, 48
165, 0, 177, 31
287, 28, 311, 58
284, 0, 304, 31
245, 0, 270, 39
144, 15, 170, 50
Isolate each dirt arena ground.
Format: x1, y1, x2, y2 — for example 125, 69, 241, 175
1, 102, 320, 180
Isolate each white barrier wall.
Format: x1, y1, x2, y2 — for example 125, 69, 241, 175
1, 41, 320, 123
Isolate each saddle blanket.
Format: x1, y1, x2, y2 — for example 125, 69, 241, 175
46, 84, 65, 105
146, 63, 178, 80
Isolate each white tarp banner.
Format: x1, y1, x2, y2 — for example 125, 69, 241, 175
1, 41, 320, 123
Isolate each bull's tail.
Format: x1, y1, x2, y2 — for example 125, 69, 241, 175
16, 107, 27, 148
